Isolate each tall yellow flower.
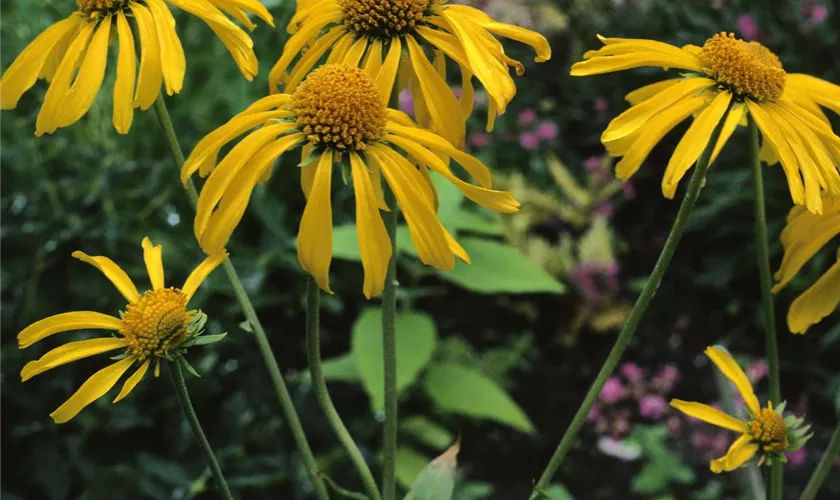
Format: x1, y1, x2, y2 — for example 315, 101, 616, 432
773, 193, 840, 334
18, 237, 226, 423
267, 0, 551, 147
571, 33, 840, 214
0, 0, 274, 135
182, 63, 519, 298
670, 346, 810, 472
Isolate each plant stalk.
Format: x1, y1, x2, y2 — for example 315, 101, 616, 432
530, 103, 734, 498
168, 360, 235, 500
306, 276, 383, 500
152, 96, 330, 500
748, 115, 783, 500
799, 423, 840, 500
381, 186, 399, 500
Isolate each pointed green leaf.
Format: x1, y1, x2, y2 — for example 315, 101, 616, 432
301, 353, 361, 383
401, 416, 454, 450
424, 362, 534, 433
403, 441, 459, 500
178, 356, 201, 378
352, 308, 437, 410
188, 333, 228, 347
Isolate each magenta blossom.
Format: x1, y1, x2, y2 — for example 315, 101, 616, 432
469, 132, 491, 149
519, 132, 540, 151
810, 5, 827, 24
736, 14, 760, 40
622, 182, 637, 200
652, 364, 680, 392
518, 107, 538, 125
787, 448, 807, 468
399, 89, 414, 117
620, 362, 645, 383
594, 97, 609, 115
536, 120, 559, 141
639, 394, 667, 419
600, 376, 625, 404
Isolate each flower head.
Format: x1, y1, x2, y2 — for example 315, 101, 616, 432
571, 33, 840, 214
0, 0, 274, 135
268, 0, 551, 147
773, 193, 840, 333
181, 63, 519, 298
18, 237, 226, 423
670, 346, 811, 472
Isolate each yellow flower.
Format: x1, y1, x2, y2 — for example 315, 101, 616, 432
0, 0, 274, 135
18, 237, 226, 423
267, 0, 551, 147
670, 346, 810, 472
571, 33, 840, 214
773, 193, 840, 334
181, 63, 519, 298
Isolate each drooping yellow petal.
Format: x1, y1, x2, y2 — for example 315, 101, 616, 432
146, 0, 186, 95
113, 359, 151, 403
130, 3, 164, 110
113, 11, 136, 134
483, 21, 551, 62
208, 0, 275, 30
18, 312, 124, 349
324, 31, 356, 65
72, 251, 141, 303
624, 79, 681, 106
21, 337, 127, 381
773, 196, 840, 289
34, 21, 95, 136
56, 14, 111, 129
342, 37, 369, 68
268, 8, 343, 88
571, 51, 704, 76
284, 26, 346, 93
297, 151, 335, 293
614, 94, 705, 181
710, 434, 758, 473
709, 102, 746, 166
374, 37, 402, 107
662, 91, 733, 198
349, 152, 392, 299
50, 356, 136, 424
182, 250, 229, 302
788, 252, 840, 334
704, 346, 760, 413
0, 15, 82, 110
141, 237, 165, 290
787, 73, 840, 117
670, 399, 748, 432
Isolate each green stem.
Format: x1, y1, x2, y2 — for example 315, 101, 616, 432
530, 103, 733, 498
168, 360, 235, 500
152, 96, 330, 500
799, 423, 840, 500
381, 187, 399, 500
306, 276, 383, 500
748, 115, 782, 500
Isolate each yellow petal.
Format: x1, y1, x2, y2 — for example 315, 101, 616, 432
349, 152, 392, 299
283, 26, 346, 93
113, 359, 151, 403
624, 79, 681, 106
130, 3, 164, 110
571, 51, 704, 76
710, 434, 758, 473
342, 36, 369, 68
181, 250, 229, 302
708, 102, 746, 166
146, 0, 186, 95
614, 94, 705, 181
670, 399, 748, 432
704, 346, 760, 413
50, 356, 136, 423
113, 11, 136, 134
57, 14, 111, 128
140, 237, 165, 290
374, 37, 402, 107
0, 15, 82, 110
18, 312, 124, 349
662, 91, 733, 199
268, 8, 342, 88
788, 252, 840, 334
787, 73, 840, 116
325, 31, 356, 65
21, 337, 127, 381
72, 251, 141, 303
484, 21, 551, 62
297, 151, 335, 293
774, 196, 840, 289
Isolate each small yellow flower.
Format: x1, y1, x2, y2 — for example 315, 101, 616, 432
773, 193, 840, 334
181, 63, 520, 298
18, 237, 227, 423
670, 346, 811, 472
0, 0, 274, 135
267, 0, 551, 147
571, 33, 840, 214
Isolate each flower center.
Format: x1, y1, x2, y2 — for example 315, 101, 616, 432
749, 407, 788, 452
700, 32, 786, 102
76, 0, 130, 15
290, 64, 386, 151
120, 288, 190, 361
338, 0, 430, 37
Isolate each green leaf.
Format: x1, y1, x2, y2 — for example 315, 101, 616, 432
429, 171, 464, 232
438, 238, 565, 294
453, 209, 504, 236
403, 441, 460, 500
186, 333, 227, 347
301, 353, 361, 383
542, 484, 575, 500
178, 356, 201, 378
396, 447, 430, 490
401, 416, 454, 450
352, 308, 437, 410
424, 362, 534, 433
332, 225, 417, 261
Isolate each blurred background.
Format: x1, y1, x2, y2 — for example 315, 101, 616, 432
2, 0, 839, 498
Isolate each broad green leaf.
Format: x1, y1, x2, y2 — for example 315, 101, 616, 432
332, 224, 417, 261
453, 209, 505, 236
352, 308, 437, 410
403, 441, 459, 500
542, 484, 575, 500
430, 171, 464, 232
396, 447, 430, 489
424, 362, 534, 433
438, 238, 565, 294
301, 353, 361, 383
401, 416, 454, 450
